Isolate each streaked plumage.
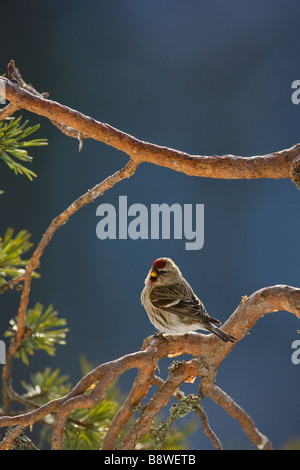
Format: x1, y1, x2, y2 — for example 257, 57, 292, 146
141, 257, 235, 342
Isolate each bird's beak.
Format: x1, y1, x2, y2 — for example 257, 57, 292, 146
150, 266, 159, 280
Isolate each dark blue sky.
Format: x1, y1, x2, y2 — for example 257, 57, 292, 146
1, 0, 300, 449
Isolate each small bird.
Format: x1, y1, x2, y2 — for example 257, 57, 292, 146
141, 257, 235, 343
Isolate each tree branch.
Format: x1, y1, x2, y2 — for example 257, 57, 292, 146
1, 65, 300, 183
152, 375, 223, 450
209, 386, 272, 450
194, 403, 223, 450
1, 157, 139, 413
1, 284, 299, 449
118, 359, 201, 450
0, 424, 26, 450
101, 364, 157, 450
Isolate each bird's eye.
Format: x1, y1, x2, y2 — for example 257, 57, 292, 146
159, 270, 167, 275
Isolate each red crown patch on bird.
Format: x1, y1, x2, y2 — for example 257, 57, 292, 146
152, 259, 166, 269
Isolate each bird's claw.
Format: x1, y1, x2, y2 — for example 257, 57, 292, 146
153, 331, 163, 338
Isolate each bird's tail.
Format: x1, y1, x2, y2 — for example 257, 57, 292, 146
205, 322, 236, 343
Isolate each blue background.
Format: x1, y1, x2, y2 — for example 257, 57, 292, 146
1, 0, 300, 449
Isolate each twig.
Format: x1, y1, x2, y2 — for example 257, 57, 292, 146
194, 405, 223, 450
15, 158, 139, 344
0, 424, 26, 450
0, 273, 25, 294
152, 375, 222, 450
209, 385, 273, 450
2, 158, 139, 413
0, 102, 21, 120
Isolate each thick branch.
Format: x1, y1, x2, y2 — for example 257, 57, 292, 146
200, 284, 300, 372
1, 75, 299, 182
0, 339, 161, 428
101, 364, 157, 450
51, 371, 117, 450
118, 359, 201, 450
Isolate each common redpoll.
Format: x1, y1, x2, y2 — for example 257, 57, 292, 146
141, 257, 235, 343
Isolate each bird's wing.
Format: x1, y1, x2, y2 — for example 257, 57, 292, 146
149, 284, 220, 324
